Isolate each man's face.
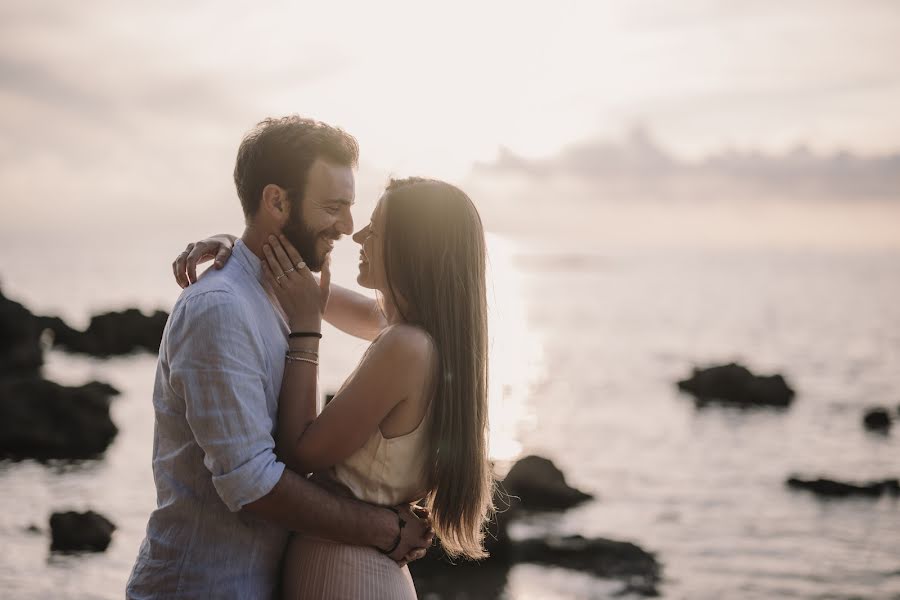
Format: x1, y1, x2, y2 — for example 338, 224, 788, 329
282, 158, 355, 272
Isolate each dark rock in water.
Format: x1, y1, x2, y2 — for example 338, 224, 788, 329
0, 376, 119, 460
46, 309, 168, 356
2, 286, 167, 360
786, 476, 900, 498
863, 407, 892, 432
411, 532, 661, 597
411, 476, 659, 596
35, 315, 80, 348
502, 455, 593, 510
0, 289, 44, 374
677, 362, 795, 407
50, 510, 116, 552
514, 535, 661, 595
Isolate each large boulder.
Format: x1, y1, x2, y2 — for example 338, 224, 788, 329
677, 362, 795, 407
50, 510, 116, 552
786, 477, 900, 498
0, 376, 119, 460
502, 455, 593, 511
863, 407, 892, 432
0, 289, 44, 374
46, 309, 168, 356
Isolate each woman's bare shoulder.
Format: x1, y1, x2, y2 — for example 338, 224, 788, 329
371, 323, 436, 362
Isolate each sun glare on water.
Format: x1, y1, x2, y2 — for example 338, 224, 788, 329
484, 233, 544, 464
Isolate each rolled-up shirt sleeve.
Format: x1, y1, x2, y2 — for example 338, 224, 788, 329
167, 290, 285, 512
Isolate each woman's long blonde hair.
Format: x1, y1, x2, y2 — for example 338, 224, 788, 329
381, 177, 493, 559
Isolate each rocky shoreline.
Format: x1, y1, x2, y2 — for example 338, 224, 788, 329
0, 288, 164, 460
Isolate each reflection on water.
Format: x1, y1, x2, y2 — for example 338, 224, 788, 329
485, 234, 544, 464
1, 235, 899, 598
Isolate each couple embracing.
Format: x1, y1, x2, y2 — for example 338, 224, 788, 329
127, 116, 493, 599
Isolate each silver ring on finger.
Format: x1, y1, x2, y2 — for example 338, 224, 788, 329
296, 261, 306, 270
275, 273, 287, 283
283, 267, 296, 274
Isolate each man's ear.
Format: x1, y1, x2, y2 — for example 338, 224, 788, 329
261, 184, 290, 224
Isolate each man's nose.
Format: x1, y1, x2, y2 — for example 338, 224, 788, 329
336, 208, 354, 236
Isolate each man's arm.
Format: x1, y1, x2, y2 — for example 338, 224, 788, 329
243, 470, 430, 561
169, 290, 430, 560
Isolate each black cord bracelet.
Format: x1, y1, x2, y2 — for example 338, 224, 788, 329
288, 331, 322, 339
377, 506, 406, 556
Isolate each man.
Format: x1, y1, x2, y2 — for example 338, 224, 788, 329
127, 116, 431, 599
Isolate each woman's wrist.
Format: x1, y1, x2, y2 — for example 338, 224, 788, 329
288, 318, 322, 333
288, 338, 319, 353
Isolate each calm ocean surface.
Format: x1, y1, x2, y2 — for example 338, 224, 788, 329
1, 233, 898, 599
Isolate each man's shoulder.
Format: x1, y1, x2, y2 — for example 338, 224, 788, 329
169, 265, 259, 325
177, 262, 254, 305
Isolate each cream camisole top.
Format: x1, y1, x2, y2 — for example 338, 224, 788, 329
331, 415, 430, 506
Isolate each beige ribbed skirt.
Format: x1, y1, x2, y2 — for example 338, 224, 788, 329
281, 534, 417, 599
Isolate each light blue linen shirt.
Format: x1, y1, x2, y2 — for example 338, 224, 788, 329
127, 240, 290, 599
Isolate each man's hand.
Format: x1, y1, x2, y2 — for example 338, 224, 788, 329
387, 504, 434, 566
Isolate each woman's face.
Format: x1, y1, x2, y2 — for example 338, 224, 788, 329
352, 196, 386, 291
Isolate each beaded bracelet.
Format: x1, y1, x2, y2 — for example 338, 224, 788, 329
284, 354, 318, 366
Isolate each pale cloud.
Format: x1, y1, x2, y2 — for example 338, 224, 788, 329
474, 127, 900, 200
464, 128, 900, 248
1, 0, 899, 245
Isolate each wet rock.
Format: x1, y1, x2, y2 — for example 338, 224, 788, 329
411, 533, 661, 597
50, 510, 116, 552
677, 362, 795, 407
0, 376, 119, 460
514, 535, 661, 596
0, 289, 44, 374
411, 470, 658, 596
786, 477, 900, 498
46, 309, 168, 356
502, 455, 593, 511
35, 315, 81, 349
863, 407, 892, 432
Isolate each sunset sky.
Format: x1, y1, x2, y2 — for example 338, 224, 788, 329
1, 0, 899, 244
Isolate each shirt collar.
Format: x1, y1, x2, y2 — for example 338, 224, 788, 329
232, 239, 264, 283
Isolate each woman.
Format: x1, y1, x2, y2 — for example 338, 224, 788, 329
177, 177, 493, 598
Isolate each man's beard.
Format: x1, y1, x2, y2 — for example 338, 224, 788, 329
281, 207, 332, 272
